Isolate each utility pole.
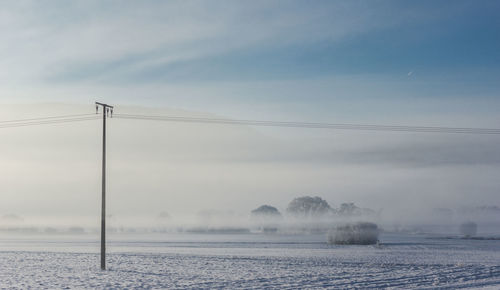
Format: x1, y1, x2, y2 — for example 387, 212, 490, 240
96, 102, 113, 270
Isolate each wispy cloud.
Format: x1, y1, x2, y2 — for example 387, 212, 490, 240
2, 1, 473, 84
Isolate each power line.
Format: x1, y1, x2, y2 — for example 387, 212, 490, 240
113, 113, 500, 135
0, 116, 99, 129
0, 113, 96, 124
1, 111, 498, 135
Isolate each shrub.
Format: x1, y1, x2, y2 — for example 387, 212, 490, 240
328, 222, 379, 245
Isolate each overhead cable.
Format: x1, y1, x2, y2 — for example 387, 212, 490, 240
113, 113, 500, 135
0, 116, 99, 129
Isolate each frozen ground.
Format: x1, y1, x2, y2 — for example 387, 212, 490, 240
0, 232, 499, 289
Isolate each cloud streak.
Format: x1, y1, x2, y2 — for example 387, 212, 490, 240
3, 1, 485, 84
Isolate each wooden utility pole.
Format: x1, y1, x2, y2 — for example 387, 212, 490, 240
96, 102, 113, 270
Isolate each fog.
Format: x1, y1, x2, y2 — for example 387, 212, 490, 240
0, 103, 499, 235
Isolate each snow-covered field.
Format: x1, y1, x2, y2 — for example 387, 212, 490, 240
0, 233, 499, 289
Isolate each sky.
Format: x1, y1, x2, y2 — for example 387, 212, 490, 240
0, 1, 499, 226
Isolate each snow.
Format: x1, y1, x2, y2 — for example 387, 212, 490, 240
0, 233, 499, 288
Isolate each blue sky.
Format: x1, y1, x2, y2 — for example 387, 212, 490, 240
45, 1, 500, 84
1, 0, 499, 123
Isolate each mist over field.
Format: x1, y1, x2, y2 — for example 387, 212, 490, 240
1, 103, 499, 238
0, 106, 497, 217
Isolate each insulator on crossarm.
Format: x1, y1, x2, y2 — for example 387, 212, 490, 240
96, 105, 98, 114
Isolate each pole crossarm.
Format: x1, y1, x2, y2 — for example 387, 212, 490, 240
95, 102, 114, 108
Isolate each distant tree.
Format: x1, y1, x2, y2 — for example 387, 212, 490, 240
338, 203, 360, 216
337, 203, 376, 217
44, 227, 58, 234
458, 205, 500, 215
432, 208, 454, 217
286, 196, 332, 217
475, 206, 500, 214
158, 211, 171, 219
431, 208, 454, 223
251, 205, 281, 218
460, 221, 477, 237
1, 214, 24, 222
68, 226, 85, 234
